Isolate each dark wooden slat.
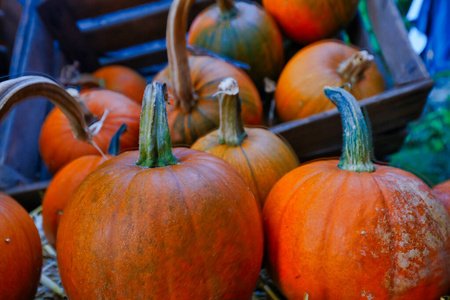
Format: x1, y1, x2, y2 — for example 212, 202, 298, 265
82, 0, 214, 53
269, 79, 433, 162
366, 0, 429, 85
1, 0, 23, 53
4, 180, 49, 212
37, 0, 100, 72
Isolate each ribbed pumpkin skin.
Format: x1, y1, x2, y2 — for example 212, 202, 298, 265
39, 89, 140, 174
433, 180, 450, 215
57, 148, 264, 299
187, 1, 284, 89
192, 128, 298, 207
275, 40, 385, 122
262, 0, 359, 44
0, 193, 42, 300
42, 155, 111, 248
154, 56, 262, 145
263, 160, 450, 299
93, 65, 148, 104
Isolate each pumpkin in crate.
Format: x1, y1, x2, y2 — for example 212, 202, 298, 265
433, 180, 450, 215
0, 192, 42, 300
263, 86, 450, 299
192, 78, 299, 207
42, 124, 127, 249
56, 82, 264, 299
275, 39, 385, 122
262, 0, 359, 44
187, 0, 284, 90
154, 0, 262, 146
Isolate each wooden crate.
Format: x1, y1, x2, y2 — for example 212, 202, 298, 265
0, 0, 432, 208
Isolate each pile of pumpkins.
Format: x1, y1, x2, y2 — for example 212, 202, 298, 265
1, 0, 449, 299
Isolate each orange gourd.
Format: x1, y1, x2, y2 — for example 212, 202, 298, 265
0, 192, 42, 300
275, 40, 385, 122
433, 180, 450, 216
42, 124, 127, 249
154, 0, 262, 146
262, 0, 359, 44
57, 82, 264, 299
264, 86, 450, 299
192, 78, 299, 207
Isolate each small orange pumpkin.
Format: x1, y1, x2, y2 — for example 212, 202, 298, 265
192, 78, 299, 207
275, 40, 385, 122
433, 180, 450, 216
264, 86, 450, 299
0, 192, 42, 299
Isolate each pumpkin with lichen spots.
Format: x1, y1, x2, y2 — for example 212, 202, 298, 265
56, 82, 264, 299
433, 180, 450, 216
0, 192, 42, 300
264, 86, 450, 299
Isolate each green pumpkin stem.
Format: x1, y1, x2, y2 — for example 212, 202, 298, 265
136, 82, 177, 168
337, 50, 374, 86
324, 86, 375, 173
166, 0, 196, 114
217, 0, 235, 15
0, 75, 93, 143
107, 123, 128, 156
217, 78, 247, 146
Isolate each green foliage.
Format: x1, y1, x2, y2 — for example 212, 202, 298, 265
390, 96, 450, 186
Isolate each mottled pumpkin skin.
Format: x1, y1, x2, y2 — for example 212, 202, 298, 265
154, 56, 262, 146
39, 89, 140, 174
263, 160, 450, 299
187, 1, 284, 89
0, 193, 42, 300
433, 180, 450, 216
192, 128, 299, 207
262, 0, 359, 44
42, 155, 111, 248
57, 148, 264, 299
276, 40, 386, 122
93, 65, 148, 104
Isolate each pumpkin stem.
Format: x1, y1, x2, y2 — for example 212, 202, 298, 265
0, 76, 94, 143
324, 86, 375, 173
136, 82, 178, 168
217, 0, 236, 16
337, 50, 374, 86
166, 0, 197, 114
217, 78, 247, 146
107, 123, 128, 156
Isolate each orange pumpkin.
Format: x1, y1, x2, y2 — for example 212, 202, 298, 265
275, 40, 385, 122
262, 0, 359, 44
39, 88, 140, 174
42, 124, 127, 249
433, 180, 450, 216
153, 0, 262, 146
187, 0, 284, 90
56, 82, 264, 299
192, 78, 299, 207
0, 192, 42, 299
264, 86, 450, 299
92, 65, 148, 104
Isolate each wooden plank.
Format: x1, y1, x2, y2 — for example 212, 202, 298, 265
81, 0, 214, 53
37, 0, 100, 72
270, 79, 433, 162
366, 0, 429, 85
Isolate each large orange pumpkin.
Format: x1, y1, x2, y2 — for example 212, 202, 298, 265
0, 192, 42, 300
187, 0, 284, 90
92, 65, 148, 104
192, 78, 299, 207
262, 0, 359, 44
153, 0, 262, 146
263, 86, 450, 299
275, 40, 385, 122
42, 124, 127, 249
39, 88, 140, 174
433, 180, 450, 216
56, 82, 264, 299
